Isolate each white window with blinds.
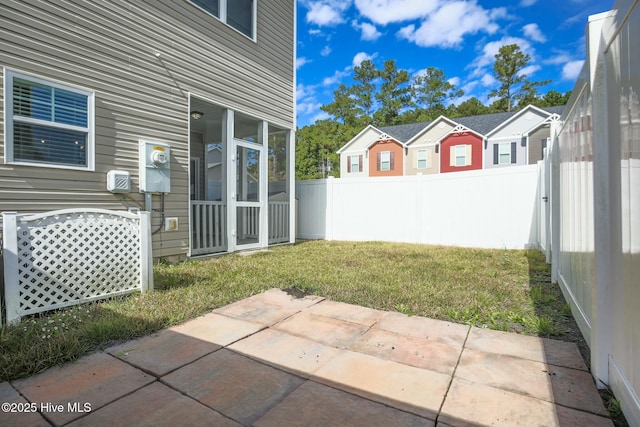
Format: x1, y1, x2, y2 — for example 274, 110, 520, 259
417, 149, 427, 169
189, 0, 257, 40
4, 70, 95, 170
499, 142, 511, 164
455, 145, 467, 166
349, 155, 361, 173
380, 151, 391, 171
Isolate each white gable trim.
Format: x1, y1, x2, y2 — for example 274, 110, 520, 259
336, 124, 384, 154
485, 104, 551, 138
523, 113, 561, 137
365, 132, 404, 150
404, 116, 458, 146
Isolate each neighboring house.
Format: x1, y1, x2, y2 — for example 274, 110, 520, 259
438, 124, 485, 173
338, 106, 565, 177
367, 134, 404, 177
337, 125, 379, 177
484, 105, 564, 169
0, 0, 296, 259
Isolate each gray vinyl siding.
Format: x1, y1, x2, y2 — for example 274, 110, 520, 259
0, 0, 295, 259
528, 127, 551, 164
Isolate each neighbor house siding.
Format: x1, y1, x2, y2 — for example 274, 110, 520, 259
0, 0, 294, 258
439, 133, 483, 173
528, 127, 551, 164
368, 139, 403, 177
339, 127, 381, 177
484, 137, 527, 169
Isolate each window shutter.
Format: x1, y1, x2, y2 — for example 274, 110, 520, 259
347, 156, 351, 173
493, 144, 498, 164
511, 142, 517, 163
450, 146, 455, 166
377, 152, 381, 171
390, 151, 395, 170
466, 144, 472, 166
358, 155, 363, 172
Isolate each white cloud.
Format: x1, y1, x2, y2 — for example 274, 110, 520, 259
352, 20, 382, 40
308, 28, 322, 36
471, 36, 533, 72
310, 111, 331, 123
320, 45, 332, 56
354, 0, 439, 25
523, 23, 546, 43
562, 60, 584, 80
297, 100, 323, 115
519, 64, 540, 77
296, 57, 311, 69
448, 76, 461, 87
544, 52, 573, 65
352, 51, 375, 67
296, 83, 314, 100
304, 1, 352, 26
481, 74, 496, 87
519, 0, 537, 6
397, 2, 508, 48
322, 68, 351, 86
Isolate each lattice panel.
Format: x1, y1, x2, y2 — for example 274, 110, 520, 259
13, 210, 142, 315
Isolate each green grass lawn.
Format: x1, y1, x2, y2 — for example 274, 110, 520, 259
0, 240, 575, 382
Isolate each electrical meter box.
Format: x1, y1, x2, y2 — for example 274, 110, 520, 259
139, 140, 171, 193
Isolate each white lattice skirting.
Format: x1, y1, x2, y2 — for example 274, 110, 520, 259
2, 209, 152, 325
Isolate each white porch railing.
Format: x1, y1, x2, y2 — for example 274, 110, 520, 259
2, 209, 152, 325
190, 200, 290, 255
269, 201, 290, 244
191, 201, 227, 255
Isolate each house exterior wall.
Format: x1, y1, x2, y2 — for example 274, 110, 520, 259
440, 132, 483, 173
339, 127, 380, 177
406, 145, 438, 175
484, 109, 549, 169
368, 139, 403, 177
405, 120, 452, 175
528, 126, 551, 164
484, 137, 527, 169
0, 0, 295, 259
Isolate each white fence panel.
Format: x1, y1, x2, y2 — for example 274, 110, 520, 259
297, 165, 540, 249
2, 209, 152, 325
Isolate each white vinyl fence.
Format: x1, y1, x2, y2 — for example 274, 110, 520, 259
2, 209, 153, 325
550, 3, 640, 425
297, 164, 543, 249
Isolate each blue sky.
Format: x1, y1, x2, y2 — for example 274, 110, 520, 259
295, 0, 612, 127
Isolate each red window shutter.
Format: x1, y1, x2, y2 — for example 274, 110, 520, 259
377, 152, 381, 171
390, 151, 395, 170
358, 155, 363, 172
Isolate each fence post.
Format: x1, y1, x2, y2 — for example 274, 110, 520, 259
415, 174, 423, 244
2, 212, 21, 324
139, 211, 153, 292
326, 176, 334, 241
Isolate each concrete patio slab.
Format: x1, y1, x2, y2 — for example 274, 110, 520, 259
0, 382, 51, 427
213, 288, 324, 326
455, 348, 607, 415
10, 352, 154, 426
273, 310, 370, 348
168, 312, 266, 346
304, 300, 386, 326
466, 326, 588, 370
162, 349, 304, 425
65, 381, 240, 427
254, 380, 434, 427
374, 311, 469, 348
313, 350, 450, 419
439, 378, 613, 427
348, 327, 462, 375
228, 328, 344, 376
105, 328, 219, 377
2, 289, 612, 427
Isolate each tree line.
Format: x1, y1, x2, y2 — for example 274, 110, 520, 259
296, 44, 571, 179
